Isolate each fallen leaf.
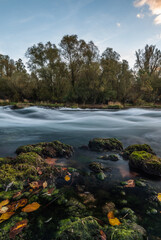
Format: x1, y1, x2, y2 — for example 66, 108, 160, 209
9, 219, 28, 239
43, 181, 48, 189
107, 211, 121, 226
12, 192, 22, 199
64, 175, 71, 182
22, 202, 40, 213
100, 230, 107, 240
17, 199, 28, 208
48, 188, 55, 194
62, 167, 68, 171
125, 179, 135, 188
157, 193, 161, 201
0, 199, 9, 209
0, 212, 15, 223
37, 167, 43, 175
29, 181, 40, 189
0, 206, 9, 214
45, 157, 58, 166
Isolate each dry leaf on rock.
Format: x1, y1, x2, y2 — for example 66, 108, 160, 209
64, 175, 71, 182
125, 179, 135, 188
22, 202, 40, 213
0, 199, 9, 209
107, 211, 121, 226
0, 212, 15, 223
9, 219, 28, 239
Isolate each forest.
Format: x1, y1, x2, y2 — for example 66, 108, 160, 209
0, 34, 161, 105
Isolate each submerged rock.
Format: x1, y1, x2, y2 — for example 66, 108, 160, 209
123, 144, 155, 159
99, 154, 119, 161
89, 162, 104, 173
129, 151, 161, 177
16, 140, 73, 158
88, 138, 123, 152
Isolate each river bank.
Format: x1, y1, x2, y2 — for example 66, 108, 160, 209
1, 101, 161, 109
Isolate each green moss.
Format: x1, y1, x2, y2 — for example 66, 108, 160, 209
88, 138, 123, 152
65, 198, 87, 218
56, 216, 102, 240
106, 223, 145, 240
16, 152, 43, 166
123, 144, 155, 158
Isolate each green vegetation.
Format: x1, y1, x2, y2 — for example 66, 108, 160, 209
1, 36, 161, 105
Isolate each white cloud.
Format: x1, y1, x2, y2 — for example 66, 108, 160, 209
136, 13, 144, 18
116, 22, 121, 27
134, 0, 161, 24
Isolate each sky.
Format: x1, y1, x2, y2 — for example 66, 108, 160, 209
0, 0, 161, 68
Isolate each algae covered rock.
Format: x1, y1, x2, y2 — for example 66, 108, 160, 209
89, 162, 104, 173
99, 154, 119, 161
16, 140, 73, 158
56, 216, 102, 240
123, 144, 155, 158
106, 223, 146, 240
88, 138, 123, 152
129, 151, 161, 176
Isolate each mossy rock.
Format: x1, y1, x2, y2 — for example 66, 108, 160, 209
16, 152, 44, 166
129, 151, 161, 176
89, 162, 104, 173
96, 172, 106, 180
88, 138, 123, 152
106, 222, 146, 240
56, 216, 102, 240
99, 154, 119, 161
123, 144, 155, 159
120, 208, 138, 222
65, 198, 87, 218
16, 141, 73, 158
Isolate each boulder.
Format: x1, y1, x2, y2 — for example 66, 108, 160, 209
129, 151, 161, 176
16, 140, 73, 158
88, 138, 123, 152
123, 144, 155, 159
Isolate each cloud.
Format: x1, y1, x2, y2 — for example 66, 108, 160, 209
134, 0, 161, 24
116, 22, 121, 27
136, 13, 144, 18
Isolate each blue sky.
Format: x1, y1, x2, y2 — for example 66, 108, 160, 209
0, 0, 161, 67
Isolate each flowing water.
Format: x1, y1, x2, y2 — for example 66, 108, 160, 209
1, 106, 161, 239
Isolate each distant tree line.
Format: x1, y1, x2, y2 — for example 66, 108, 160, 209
0, 35, 161, 104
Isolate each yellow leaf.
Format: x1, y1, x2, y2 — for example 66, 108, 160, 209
0, 199, 9, 209
22, 202, 40, 213
43, 181, 48, 189
107, 211, 121, 226
109, 217, 121, 226
64, 175, 70, 182
157, 193, 161, 201
0, 212, 15, 223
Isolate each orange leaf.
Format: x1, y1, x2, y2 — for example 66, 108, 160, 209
64, 175, 70, 182
0, 212, 15, 223
125, 179, 135, 188
107, 211, 114, 219
9, 219, 28, 239
22, 202, 40, 213
0, 199, 9, 209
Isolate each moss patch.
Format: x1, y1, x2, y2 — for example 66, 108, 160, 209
88, 138, 123, 152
